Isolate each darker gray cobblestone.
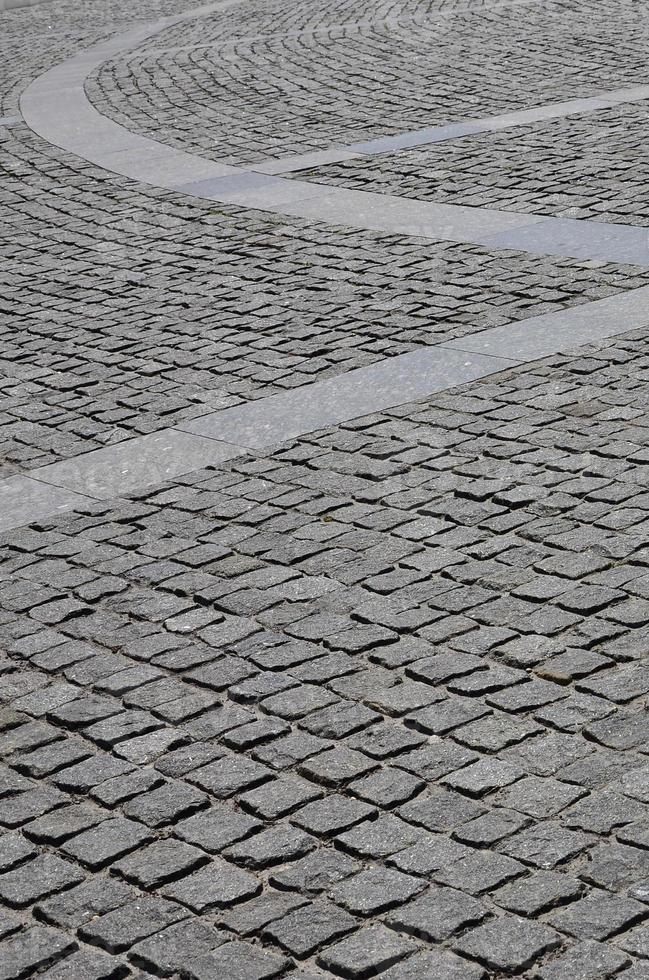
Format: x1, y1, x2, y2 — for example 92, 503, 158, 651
1, 337, 649, 977
4, 0, 649, 975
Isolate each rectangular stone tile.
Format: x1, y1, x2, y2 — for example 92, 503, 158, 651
33, 431, 244, 499
178, 347, 515, 449
475, 96, 610, 130
347, 122, 486, 153
23, 90, 145, 158
176, 172, 329, 208
0, 116, 20, 126
480, 217, 649, 266
0, 477, 92, 533
448, 285, 649, 361
251, 149, 365, 174
281, 187, 545, 240
599, 84, 649, 104
101, 146, 238, 188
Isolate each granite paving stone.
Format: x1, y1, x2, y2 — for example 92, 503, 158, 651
3, 0, 649, 977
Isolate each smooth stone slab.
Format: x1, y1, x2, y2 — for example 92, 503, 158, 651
101, 146, 238, 189
280, 187, 545, 240
33, 431, 244, 499
348, 122, 485, 154
177, 347, 516, 449
474, 96, 610, 130
0, 477, 92, 533
599, 84, 649, 104
480, 217, 649, 266
0, 116, 21, 127
251, 148, 365, 175
450, 284, 649, 360
176, 171, 329, 208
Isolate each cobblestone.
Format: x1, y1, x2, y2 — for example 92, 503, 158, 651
3, 0, 649, 976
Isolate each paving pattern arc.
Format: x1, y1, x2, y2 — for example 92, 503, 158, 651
3, 0, 649, 978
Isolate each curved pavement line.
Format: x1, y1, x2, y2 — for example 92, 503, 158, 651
20, 4, 649, 265
9, 2, 649, 532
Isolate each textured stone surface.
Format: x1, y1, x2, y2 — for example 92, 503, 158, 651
2, 0, 649, 977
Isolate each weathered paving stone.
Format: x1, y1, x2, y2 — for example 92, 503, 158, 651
269, 847, 361, 894
495, 776, 585, 818
493, 870, 584, 915
397, 787, 486, 831
186, 755, 273, 798
453, 916, 562, 972
0, 832, 37, 871
546, 889, 647, 940
78, 897, 189, 953
263, 898, 357, 957
385, 885, 488, 941
329, 866, 424, 915
61, 817, 152, 870
219, 889, 309, 935
129, 919, 228, 975
185, 941, 290, 980
379, 948, 486, 979
24, 803, 107, 844
499, 819, 594, 868
291, 794, 375, 836
388, 834, 472, 876
223, 823, 316, 869
434, 849, 526, 894
113, 838, 208, 888
0, 926, 77, 980
336, 813, 425, 859
536, 941, 630, 980
121, 779, 208, 827
161, 858, 261, 911
36, 878, 133, 929
0, 852, 84, 907
316, 923, 420, 978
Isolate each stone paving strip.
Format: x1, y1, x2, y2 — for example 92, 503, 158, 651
253, 86, 649, 174
3, 283, 649, 532
19, 4, 649, 265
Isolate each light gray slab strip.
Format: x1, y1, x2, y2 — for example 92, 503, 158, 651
175, 171, 333, 208
347, 122, 487, 155
34, 430, 245, 499
251, 148, 367, 175
277, 186, 546, 240
20, 0, 246, 188
469, 95, 611, 131
5, 279, 649, 532
0, 477, 93, 533
0, 115, 20, 126
176, 347, 517, 449
446, 284, 649, 360
1, 0, 49, 9
479, 217, 649, 266
599, 85, 649, 104
249, 86, 649, 173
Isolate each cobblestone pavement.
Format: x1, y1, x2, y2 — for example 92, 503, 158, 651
3, 0, 649, 977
